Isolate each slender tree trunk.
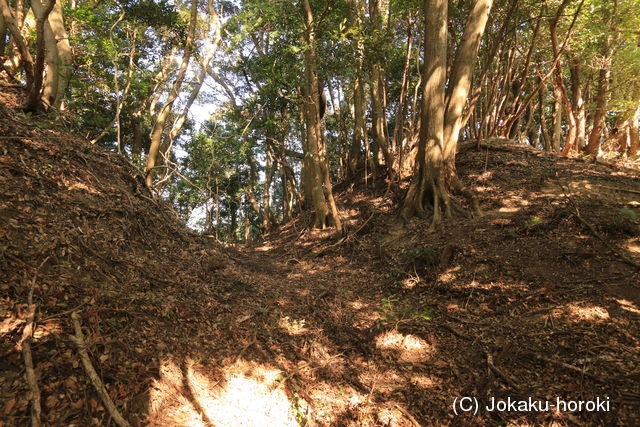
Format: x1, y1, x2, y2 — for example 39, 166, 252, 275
584, 38, 614, 156
0, 0, 34, 91
145, 0, 198, 187
368, 0, 394, 179
629, 106, 639, 157
548, 2, 577, 156
570, 55, 586, 149
552, 86, 562, 153
393, 16, 414, 180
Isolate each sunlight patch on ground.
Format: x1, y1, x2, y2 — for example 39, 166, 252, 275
624, 239, 640, 254
410, 374, 439, 389
279, 316, 308, 335
148, 358, 299, 426
554, 303, 611, 323
375, 331, 433, 363
438, 266, 460, 283
62, 178, 101, 194
616, 299, 640, 315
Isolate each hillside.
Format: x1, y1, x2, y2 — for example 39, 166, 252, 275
2, 79, 640, 426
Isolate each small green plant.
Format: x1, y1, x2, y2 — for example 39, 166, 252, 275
504, 229, 519, 240
524, 216, 544, 228
375, 296, 432, 329
385, 267, 406, 279
404, 246, 439, 269
603, 208, 639, 236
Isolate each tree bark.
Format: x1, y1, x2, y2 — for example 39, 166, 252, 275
442, 0, 493, 211
301, 0, 341, 230
24, 0, 55, 113
400, 0, 448, 227
145, 0, 198, 187
0, 0, 34, 91
584, 38, 614, 156
569, 55, 586, 150
548, 1, 577, 156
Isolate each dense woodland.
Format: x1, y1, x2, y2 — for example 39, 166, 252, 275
2, 0, 640, 425
2, 0, 639, 239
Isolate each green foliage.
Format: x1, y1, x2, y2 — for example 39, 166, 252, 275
602, 208, 640, 236
375, 296, 432, 329
404, 246, 439, 269
524, 217, 544, 228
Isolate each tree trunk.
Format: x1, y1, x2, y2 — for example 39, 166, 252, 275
548, 3, 577, 156
570, 55, 586, 149
24, 0, 55, 113
552, 85, 562, 153
145, 0, 198, 187
442, 0, 492, 212
368, 0, 394, 179
34, 0, 70, 109
301, 0, 341, 230
400, 0, 448, 227
0, 0, 34, 91
393, 16, 414, 180
584, 44, 613, 156
584, 5, 617, 158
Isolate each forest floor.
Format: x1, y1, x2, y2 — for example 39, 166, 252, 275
2, 79, 640, 426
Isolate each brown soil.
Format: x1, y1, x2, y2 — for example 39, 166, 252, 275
2, 81, 640, 426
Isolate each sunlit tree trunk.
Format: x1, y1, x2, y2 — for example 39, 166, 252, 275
145, 0, 198, 187
400, 0, 448, 226
442, 0, 492, 211
584, 39, 613, 157
24, 0, 55, 113
570, 55, 586, 150
0, 0, 34, 91
301, 0, 341, 230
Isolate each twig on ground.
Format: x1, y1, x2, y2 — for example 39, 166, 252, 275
485, 351, 521, 390
525, 352, 606, 382
572, 208, 640, 270
69, 312, 131, 427
20, 256, 49, 427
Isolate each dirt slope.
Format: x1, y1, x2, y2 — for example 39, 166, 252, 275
2, 80, 640, 426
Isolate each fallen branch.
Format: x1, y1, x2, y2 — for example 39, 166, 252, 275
69, 312, 131, 427
20, 256, 49, 427
485, 351, 521, 390
525, 352, 606, 382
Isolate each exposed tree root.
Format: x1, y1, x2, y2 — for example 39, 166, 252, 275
70, 312, 132, 427
20, 257, 49, 427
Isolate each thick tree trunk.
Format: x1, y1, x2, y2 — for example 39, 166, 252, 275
401, 0, 448, 227
442, 0, 492, 212
301, 0, 341, 230
34, 0, 70, 109
24, 0, 55, 113
584, 48, 612, 156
